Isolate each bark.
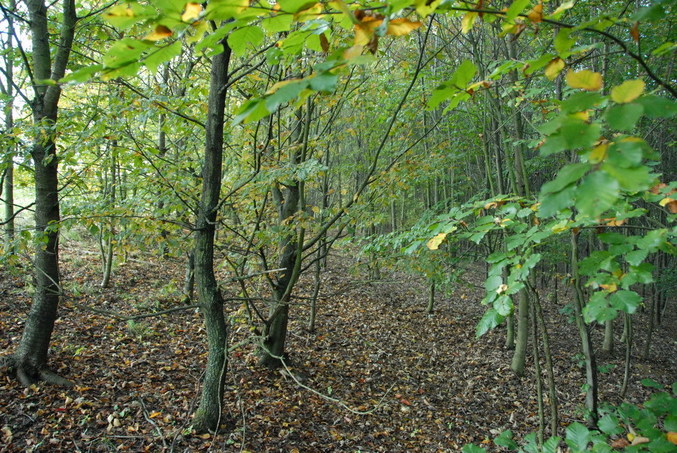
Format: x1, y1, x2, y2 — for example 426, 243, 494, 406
571, 231, 598, 424
192, 38, 232, 433
10, 0, 76, 386
2, 0, 15, 251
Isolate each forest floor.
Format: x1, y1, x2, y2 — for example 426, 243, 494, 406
1, 243, 676, 452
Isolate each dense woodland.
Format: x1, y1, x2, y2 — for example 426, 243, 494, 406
1, 0, 676, 451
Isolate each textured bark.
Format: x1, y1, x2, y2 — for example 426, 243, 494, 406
191, 38, 231, 433
11, 0, 76, 385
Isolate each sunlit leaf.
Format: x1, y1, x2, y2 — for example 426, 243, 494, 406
610, 79, 645, 104
181, 3, 202, 22
565, 69, 603, 91
387, 18, 422, 36
144, 25, 173, 41
543, 57, 565, 80
427, 233, 447, 250
461, 12, 478, 33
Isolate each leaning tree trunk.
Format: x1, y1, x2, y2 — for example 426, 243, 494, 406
9, 0, 76, 386
191, 36, 232, 433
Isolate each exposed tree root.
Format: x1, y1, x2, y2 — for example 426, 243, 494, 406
2, 355, 74, 387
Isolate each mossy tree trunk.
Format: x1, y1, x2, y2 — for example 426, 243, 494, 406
191, 36, 232, 432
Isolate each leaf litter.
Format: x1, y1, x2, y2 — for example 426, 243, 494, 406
1, 245, 675, 452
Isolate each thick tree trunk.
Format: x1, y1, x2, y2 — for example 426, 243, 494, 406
192, 38, 232, 433
9, 0, 76, 386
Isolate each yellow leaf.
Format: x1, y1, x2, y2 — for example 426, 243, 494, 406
386, 18, 422, 36
149, 411, 162, 418
181, 3, 202, 22
461, 12, 478, 33
600, 283, 617, 292
354, 17, 381, 46
199, 433, 211, 439
527, 2, 543, 23
667, 432, 677, 445
427, 233, 447, 250
611, 79, 645, 104
144, 25, 172, 41
544, 57, 565, 80
571, 110, 590, 122
589, 143, 608, 163
565, 69, 603, 91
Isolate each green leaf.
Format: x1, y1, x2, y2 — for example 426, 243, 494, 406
505, 0, 530, 21
103, 38, 152, 68
624, 249, 648, 267
583, 291, 616, 323
575, 171, 619, 218
637, 95, 677, 118
476, 308, 504, 337
144, 40, 182, 73
542, 436, 562, 453
279, 0, 317, 13
265, 79, 309, 112
538, 185, 576, 218
565, 422, 591, 452
485, 274, 502, 293
494, 430, 518, 449
561, 92, 605, 113
60, 64, 103, 83
644, 392, 677, 416
262, 13, 293, 32
609, 290, 641, 314
641, 378, 664, 390
493, 295, 513, 316
561, 117, 601, 149
605, 103, 644, 131
554, 28, 575, 56
601, 164, 651, 193
541, 163, 590, 195
428, 60, 476, 109
309, 71, 338, 93
665, 414, 677, 431
598, 414, 623, 435
227, 25, 264, 56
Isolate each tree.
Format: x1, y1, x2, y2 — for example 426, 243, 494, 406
3, 0, 77, 386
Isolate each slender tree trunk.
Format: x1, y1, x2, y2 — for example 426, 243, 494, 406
9, 0, 76, 386
427, 279, 436, 314
191, 37, 232, 433
570, 231, 598, 424
510, 289, 529, 376
2, 0, 16, 252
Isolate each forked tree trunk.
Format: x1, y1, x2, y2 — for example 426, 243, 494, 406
191, 36, 232, 432
9, 0, 76, 387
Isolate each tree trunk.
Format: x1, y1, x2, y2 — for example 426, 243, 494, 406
10, 0, 76, 386
510, 288, 529, 376
2, 0, 16, 252
191, 37, 232, 433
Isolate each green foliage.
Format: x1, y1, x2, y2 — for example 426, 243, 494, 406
463, 382, 677, 452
